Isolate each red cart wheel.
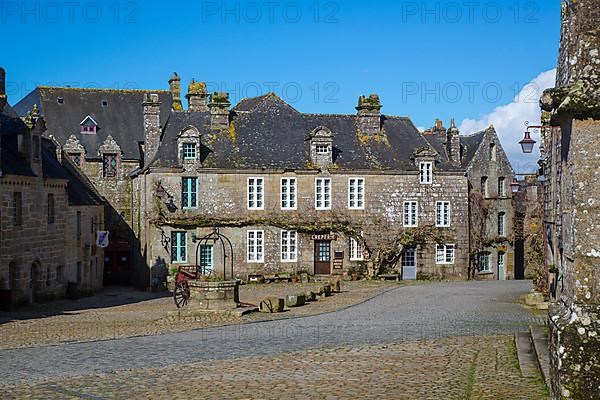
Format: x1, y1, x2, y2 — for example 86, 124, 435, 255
173, 281, 190, 308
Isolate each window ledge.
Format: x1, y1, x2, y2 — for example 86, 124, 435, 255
478, 271, 494, 275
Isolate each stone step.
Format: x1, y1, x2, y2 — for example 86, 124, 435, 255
530, 325, 551, 388
515, 331, 542, 378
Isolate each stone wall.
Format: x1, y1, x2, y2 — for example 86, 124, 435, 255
136, 169, 470, 281
0, 177, 69, 304
543, 1, 600, 398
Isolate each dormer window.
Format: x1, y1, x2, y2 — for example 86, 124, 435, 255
80, 115, 98, 134
183, 143, 197, 161
316, 144, 330, 155
57, 97, 64, 104
419, 161, 433, 184
178, 126, 201, 165
309, 126, 334, 168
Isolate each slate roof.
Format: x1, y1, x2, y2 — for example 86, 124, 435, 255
149, 93, 454, 172
1, 102, 105, 206
459, 130, 487, 167
0, 102, 36, 176
14, 87, 172, 160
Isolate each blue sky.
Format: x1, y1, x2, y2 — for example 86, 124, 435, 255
3, 0, 560, 170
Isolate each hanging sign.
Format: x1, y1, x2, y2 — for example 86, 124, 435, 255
97, 231, 110, 248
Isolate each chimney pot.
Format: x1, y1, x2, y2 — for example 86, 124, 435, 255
0, 67, 6, 107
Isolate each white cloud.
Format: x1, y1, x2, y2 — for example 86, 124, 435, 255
458, 69, 557, 175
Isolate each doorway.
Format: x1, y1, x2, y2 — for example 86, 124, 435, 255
402, 247, 417, 280
314, 241, 331, 275
498, 252, 506, 281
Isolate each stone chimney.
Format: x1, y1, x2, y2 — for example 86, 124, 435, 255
143, 93, 161, 167
446, 118, 461, 165
209, 92, 231, 130
186, 80, 209, 112
0, 67, 6, 109
356, 94, 382, 135
169, 72, 183, 111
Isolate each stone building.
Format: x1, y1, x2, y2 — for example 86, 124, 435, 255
14, 86, 172, 286
132, 79, 514, 283
14, 73, 515, 286
0, 68, 105, 308
423, 120, 516, 280
539, 0, 600, 397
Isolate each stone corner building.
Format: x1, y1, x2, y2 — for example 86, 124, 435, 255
0, 68, 105, 308
133, 78, 515, 283
540, 0, 600, 397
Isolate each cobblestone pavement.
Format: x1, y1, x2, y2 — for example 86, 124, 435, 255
4, 335, 548, 399
0, 280, 397, 350
0, 281, 547, 398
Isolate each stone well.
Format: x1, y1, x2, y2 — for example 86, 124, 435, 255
187, 280, 240, 310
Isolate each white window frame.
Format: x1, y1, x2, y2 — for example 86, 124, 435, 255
498, 212, 506, 236
280, 177, 297, 210
315, 178, 331, 210
403, 201, 418, 227
316, 144, 330, 154
419, 161, 433, 184
247, 177, 265, 210
247, 230, 264, 263
436, 244, 455, 265
348, 177, 365, 210
498, 177, 506, 197
280, 230, 298, 262
479, 252, 491, 272
435, 201, 451, 227
349, 237, 364, 261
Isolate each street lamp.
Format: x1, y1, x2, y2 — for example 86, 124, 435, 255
510, 178, 520, 194
519, 131, 536, 154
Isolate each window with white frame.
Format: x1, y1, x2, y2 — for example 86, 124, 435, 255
419, 161, 433, 184
171, 231, 187, 263
498, 212, 506, 236
247, 230, 264, 262
182, 143, 197, 160
436, 244, 455, 264
281, 230, 298, 262
478, 252, 491, 272
316, 144, 329, 154
403, 201, 418, 227
498, 177, 506, 197
436, 201, 451, 227
181, 177, 198, 209
349, 237, 364, 261
281, 178, 297, 210
348, 178, 365, 209
247, 177, 264, 210
315, 178, 331, 210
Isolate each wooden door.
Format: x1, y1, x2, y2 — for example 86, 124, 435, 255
314, 241, 332, 275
